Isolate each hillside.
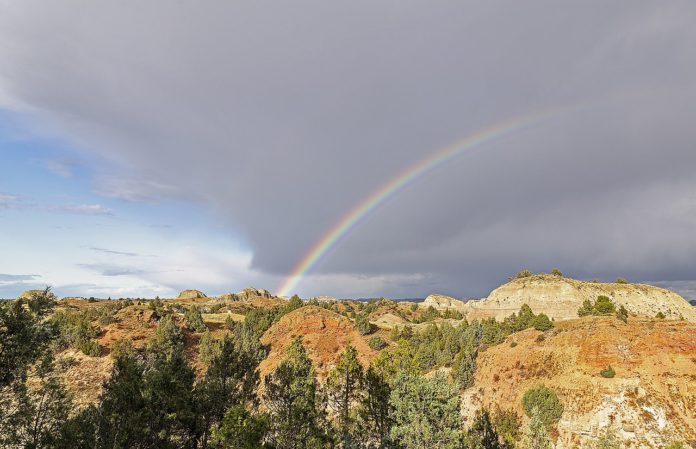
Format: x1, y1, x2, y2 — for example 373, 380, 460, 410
462, 317, 696, 448
259, 305, 378, 380
461, 275, 696, 322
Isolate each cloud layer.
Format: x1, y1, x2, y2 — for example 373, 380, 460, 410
1, 1, 695, 298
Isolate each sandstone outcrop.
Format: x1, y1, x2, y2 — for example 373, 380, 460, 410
465, 275, 696, 322
420, 293, 469, 311
177, 289, 207, 300
18, 289, 56, 300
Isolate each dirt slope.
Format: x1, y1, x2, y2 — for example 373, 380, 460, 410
462, 317, 696, 448
464, 275, 696, 322
259, 306, 377, 380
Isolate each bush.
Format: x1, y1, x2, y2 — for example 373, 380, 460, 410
594, 296, 616, 315
615, 278, 628, 284
578, 295, 616, 316
665, 442, 685, 449
531, 314, 553, 331
184, 306, 207, 333
414, 305, 441, 323
522, 384, 563, 428
77, 339, 101, 357
510, 341, 517, 348
285, 295, 304, 313
600, 365, 616, 378
452, 346, 477, 388
656, 311, 666, 319
616, 305, 628, 323
51, 309, 102, 353
368, 336, 387, 351
550, 268, 563, 277
493, 407, 521, 447
355, 313, 373, 335
515, 270, 534, 279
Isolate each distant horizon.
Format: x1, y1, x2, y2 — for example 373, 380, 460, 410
5, 273, 696, 303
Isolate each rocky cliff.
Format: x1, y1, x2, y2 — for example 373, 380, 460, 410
464, 275, 696, 322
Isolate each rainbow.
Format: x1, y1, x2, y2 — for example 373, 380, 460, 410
275, 105, 575, 297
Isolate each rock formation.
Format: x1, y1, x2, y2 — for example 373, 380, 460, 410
420, 293, 469, 311
466, 275, 696, 322
177, 289, 207, 300
18, 289, 57, 300
236, 287, 273, 300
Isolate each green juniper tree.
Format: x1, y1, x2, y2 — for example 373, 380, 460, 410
463, 408, 503, 449
264, 337, 328, 449
326, 344, 364, 448
358, 365, 394, 449
194, 332, 260, 447
389, 372, 461, 449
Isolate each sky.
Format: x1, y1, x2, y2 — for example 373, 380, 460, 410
1, 1, 696, 300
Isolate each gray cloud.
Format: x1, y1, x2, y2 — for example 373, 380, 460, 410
89, 247, 140, 257
1, 1, 695, 298
47, 204, 114, 216
0, 273, 40, 282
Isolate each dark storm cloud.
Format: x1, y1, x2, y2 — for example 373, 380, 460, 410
1, 1, 695, 297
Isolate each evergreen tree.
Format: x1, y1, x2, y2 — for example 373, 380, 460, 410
264, 337, 327, 449
195, 333, 260, 447
93, 343, 150, 449
142, 317, 196, 448
185, 306, 207, 333
326, 344, 364, 448
389, 373, 461, 449
358, 365, 394, 449
521, 385, 563, 429
452, 344, 477, 388
492, 407, 521, 448
463, 409, 502, 449
2, 354, 73, 449
210, 405, 269, 449
521, 408, 551, 449
0, 289, 73, 449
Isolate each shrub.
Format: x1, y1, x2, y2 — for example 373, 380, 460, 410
414, 305, 441, 323
535, 334, 545, 343
209, 303, 224, 313
665, 442, 685, 449
368, 336, 387, 351
532, 313, 553, 331
355, 313, 373, 335
600, 366, 616, 378
410, 303, 418, 312
515, 270, 534, 279
285, 295, 304, 313
452, 346, 477, 388
510, 341, 517, 348
493, 407, 522, 447
184, 306, 207, 333
615, 278, 628, 284
656, 311, 666, 319
578, 296, 616, 316
616, 305, 628, 323
522, 384, 563, 428
594, 296, 616, 315
550, 268, 563, 277
77, 339, 101, 357
198, 330, 218, 365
